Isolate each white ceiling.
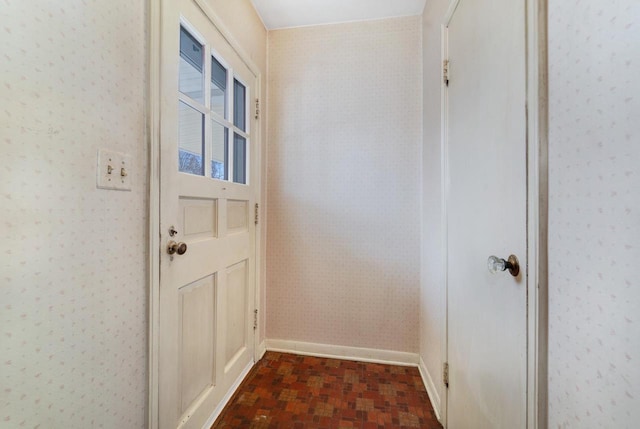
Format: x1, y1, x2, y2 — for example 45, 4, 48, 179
251, 0, 427, 30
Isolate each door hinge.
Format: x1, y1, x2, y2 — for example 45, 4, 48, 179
254, 203, 259, 225
443, 59, 450, 87
443, 362, 449, 388
255, 98, 260, 120
253, 309, 258, 330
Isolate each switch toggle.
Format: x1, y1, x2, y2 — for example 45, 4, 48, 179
97, 149, 132, 191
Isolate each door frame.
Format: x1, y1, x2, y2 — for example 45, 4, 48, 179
439, 0, 548, 427
147, 1, 263, 428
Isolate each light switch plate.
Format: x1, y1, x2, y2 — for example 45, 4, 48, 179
97, 149, 132, 191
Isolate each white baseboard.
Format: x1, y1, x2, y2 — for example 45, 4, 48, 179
265, 339, 419, 367
418, 355, 442, 423
256, 340, 267, 360
200, 360, 253, 429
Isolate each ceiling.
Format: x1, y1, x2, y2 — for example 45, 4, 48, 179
251, 0, 427, 30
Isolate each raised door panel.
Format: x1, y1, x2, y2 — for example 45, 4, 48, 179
179, 275, 216, 414
225, 260, 247, 371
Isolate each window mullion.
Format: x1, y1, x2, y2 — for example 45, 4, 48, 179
227, 68, 234, 183
203, 45, 212, 179
211, 113, 233, 130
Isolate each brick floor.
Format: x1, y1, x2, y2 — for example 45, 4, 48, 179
212, 351, 442, 428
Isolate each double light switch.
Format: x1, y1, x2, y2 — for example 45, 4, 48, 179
96, 149, 132, 191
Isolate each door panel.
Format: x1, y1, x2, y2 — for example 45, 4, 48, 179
179, 275, 216, 413
159, 0, 257, 428
446, 0, 527, 427
180, 197, 218, 238
225, 260, 248, 367
226, 200, 249, 234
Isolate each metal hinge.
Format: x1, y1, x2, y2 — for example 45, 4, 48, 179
443, 362, 449, 388
254, 203, 259, 225
253, 309, 258, 330
443, 60, 450, 87
255, 98, 260, 120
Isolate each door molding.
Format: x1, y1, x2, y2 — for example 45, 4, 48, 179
147, 1, 262, 427
525, 0, 549, 427
440, 0, 548, 427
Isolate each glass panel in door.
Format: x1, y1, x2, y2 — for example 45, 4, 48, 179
178, 101, 204, 176
179, 27, 204, 103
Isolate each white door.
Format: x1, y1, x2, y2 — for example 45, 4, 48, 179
158, 0, 258, 428
445, 0, 527, 427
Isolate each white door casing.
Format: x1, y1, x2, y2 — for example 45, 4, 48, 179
157, 0, 259, 428
445, 0, 528, 428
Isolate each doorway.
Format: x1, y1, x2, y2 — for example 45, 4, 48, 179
149, 0, 261, 428
441, 0, 547, 427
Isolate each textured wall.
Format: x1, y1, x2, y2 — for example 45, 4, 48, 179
266, 17, 422, 353
420, 0, 449, 416
0, 1, 267, 428
548, 0, 640, 427
0, 1, 148, 428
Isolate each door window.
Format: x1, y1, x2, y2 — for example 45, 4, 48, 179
178, 101, 204, 176
178, 25, 250, 183
179, 27, 204, 103
233, 79, 246, 132
211, 56, 227, 118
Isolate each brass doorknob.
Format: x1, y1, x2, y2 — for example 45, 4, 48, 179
167, 241, 188, 255
487, 254, 520, 277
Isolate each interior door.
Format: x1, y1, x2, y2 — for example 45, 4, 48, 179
158, 0, 258, 428
446, 0, 527, 427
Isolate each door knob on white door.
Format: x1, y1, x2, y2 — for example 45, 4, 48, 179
167, 241, 188, 256
487, 254, 520, 277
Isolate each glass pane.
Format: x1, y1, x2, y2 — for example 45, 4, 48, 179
178, 101, 204, 176
211, 121, 228, 180
179, 27, 204, 103
233, 79, 246, 131
211, 57, 227, 118
233, 133, 246, 184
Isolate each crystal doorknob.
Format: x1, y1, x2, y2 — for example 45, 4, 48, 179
487, 254, 520, 277
167, 241, 188, 255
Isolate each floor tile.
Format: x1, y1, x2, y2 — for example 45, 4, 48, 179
212, 352, 442, 428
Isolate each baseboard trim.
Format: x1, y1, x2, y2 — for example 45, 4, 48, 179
256, 340, 267, 361
200, 360, 253, 429
265, 339, 419, 367
418, 355, 442, 423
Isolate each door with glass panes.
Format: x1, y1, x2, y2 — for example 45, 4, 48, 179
158, 0, 257, 428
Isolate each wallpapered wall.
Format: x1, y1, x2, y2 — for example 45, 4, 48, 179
0, 1, 267, 428
0, 0, 148, 427
548, 0, 640, 427
266, 17, 422, 353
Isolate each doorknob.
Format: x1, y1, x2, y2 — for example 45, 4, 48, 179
167, 241, 188, 256
487, 254, 520, 277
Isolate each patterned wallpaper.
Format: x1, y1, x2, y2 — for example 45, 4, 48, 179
266, 17, 422, 353
548, 0, 640, 427
1, 1, 147, 427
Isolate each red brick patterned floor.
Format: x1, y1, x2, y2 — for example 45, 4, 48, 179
212, 351, 442, 428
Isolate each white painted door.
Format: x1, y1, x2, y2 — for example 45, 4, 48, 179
158, 0, 258, 428
445, 0, 527, 427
